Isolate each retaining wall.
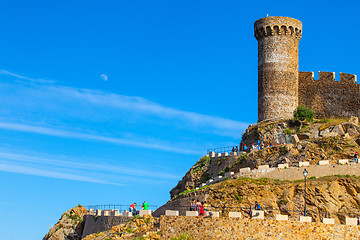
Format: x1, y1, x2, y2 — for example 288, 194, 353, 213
160, 216, 360, 239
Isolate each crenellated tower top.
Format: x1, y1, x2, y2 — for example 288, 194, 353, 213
254, 16, 302, 40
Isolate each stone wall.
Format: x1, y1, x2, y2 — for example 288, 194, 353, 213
82, 215, 133, 238
299, 71, 359, 119
160, 216, 360, 239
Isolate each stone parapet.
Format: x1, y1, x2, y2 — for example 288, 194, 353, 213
165, 210, 179, 216
276, 214, 288, 220
229, 212, 242, 218
139, 210, 152, 217
299, 216, 312, 222
185, 211, 198, 217
346, 217, 358, 226
318, 160, 330, 165
322, 218, 335, 224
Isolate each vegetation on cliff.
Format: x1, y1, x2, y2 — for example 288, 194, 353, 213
170, 117, 360, 198
43, 205, 87, 240
171, 175, 360, 224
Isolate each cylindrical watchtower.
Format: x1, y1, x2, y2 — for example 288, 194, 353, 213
254, 16, 302, 122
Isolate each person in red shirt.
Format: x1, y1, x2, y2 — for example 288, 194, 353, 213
199, 202, 205, 216
129, 202, 138, 215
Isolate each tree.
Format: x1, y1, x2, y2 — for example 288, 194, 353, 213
293, 106, 314, 129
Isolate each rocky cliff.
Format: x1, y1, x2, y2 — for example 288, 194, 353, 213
163, 175, 360, 224
170, 118, 360, 198
43, 205, 87, 240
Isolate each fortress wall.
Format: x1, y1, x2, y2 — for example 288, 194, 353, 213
82, 215, 132, 238
160, 216, 360, 239
299, 71, 360, 118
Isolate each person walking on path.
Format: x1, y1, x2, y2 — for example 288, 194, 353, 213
355, 152, 358, 163
248, 203, 253, 218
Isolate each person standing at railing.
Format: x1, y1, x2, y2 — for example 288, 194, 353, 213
129, 203, 138, 215
142, 201, 149, 210
235, 146, 238, 153
199, 202, 205, 216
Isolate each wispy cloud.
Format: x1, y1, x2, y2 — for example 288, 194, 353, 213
0, 70, 249, 138
0, 150, 181, 185
0, 121, 201, 155
0, 70, 55, 84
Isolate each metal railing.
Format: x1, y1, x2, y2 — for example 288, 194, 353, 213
207, 146, 238, 154
84, 204, 158, 212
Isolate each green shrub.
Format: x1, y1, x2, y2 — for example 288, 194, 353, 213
293, 106, 314, 122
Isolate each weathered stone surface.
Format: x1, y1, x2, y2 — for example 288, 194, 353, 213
258, 165, 269, 170
139, 210, 152, 217
318, 160, 329, 165
299, 162, 310, 167
299, 216, 312, 222
165, 210, 179, 216
185, 211, 198, 216
252, 210, 264, 219
277, 163, 288, 169
240, 167, 251, 173
160, 216, 360, 239
255, 16, 302, 121
338, 159, 349, 165
229, 212, 242, 218
276, 214, 288, 220
208, 211, 219, 217
322, 218, 335, 224
43, 205, 88, 240
346, 217, 358, 226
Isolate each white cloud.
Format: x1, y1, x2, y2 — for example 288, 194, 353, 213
0, 70, 249, 138
0, 121, 201, 155
0, 150, 181, 185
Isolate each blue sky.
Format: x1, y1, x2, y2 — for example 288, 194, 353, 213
0, 0, 359, 239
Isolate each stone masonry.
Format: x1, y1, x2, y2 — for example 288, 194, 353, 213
255, 16, 358, 122
160, 216, 360, 239
255, 16, 302, 122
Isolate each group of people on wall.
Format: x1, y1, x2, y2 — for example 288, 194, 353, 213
129, 201, 149, 215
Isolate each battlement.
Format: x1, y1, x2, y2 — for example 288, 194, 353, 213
299, 71, 358, 84
254, 16, 302, 40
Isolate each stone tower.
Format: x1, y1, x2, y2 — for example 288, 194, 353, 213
254, 16, 302, 122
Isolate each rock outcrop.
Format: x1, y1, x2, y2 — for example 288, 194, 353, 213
171, 118, 360, 198
83, 215, 160, 240
43, 205, 87, 240
164, 176, 360, 224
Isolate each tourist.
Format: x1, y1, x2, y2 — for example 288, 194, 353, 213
196, 199, 201, 213
203, 201, 208, 215
199, 201, 205, 216
244, 144, 247, 152
142, 201, 149, 210
235, 146, 238, 153
248, 203, 253, 218
129, 202, 138, 215
354, 152, 358, 163
190, 199, 196, 211
254, 201, 261, 210
232, 147, 235, 152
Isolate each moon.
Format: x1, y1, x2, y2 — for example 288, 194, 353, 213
100, 74, 108, 81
